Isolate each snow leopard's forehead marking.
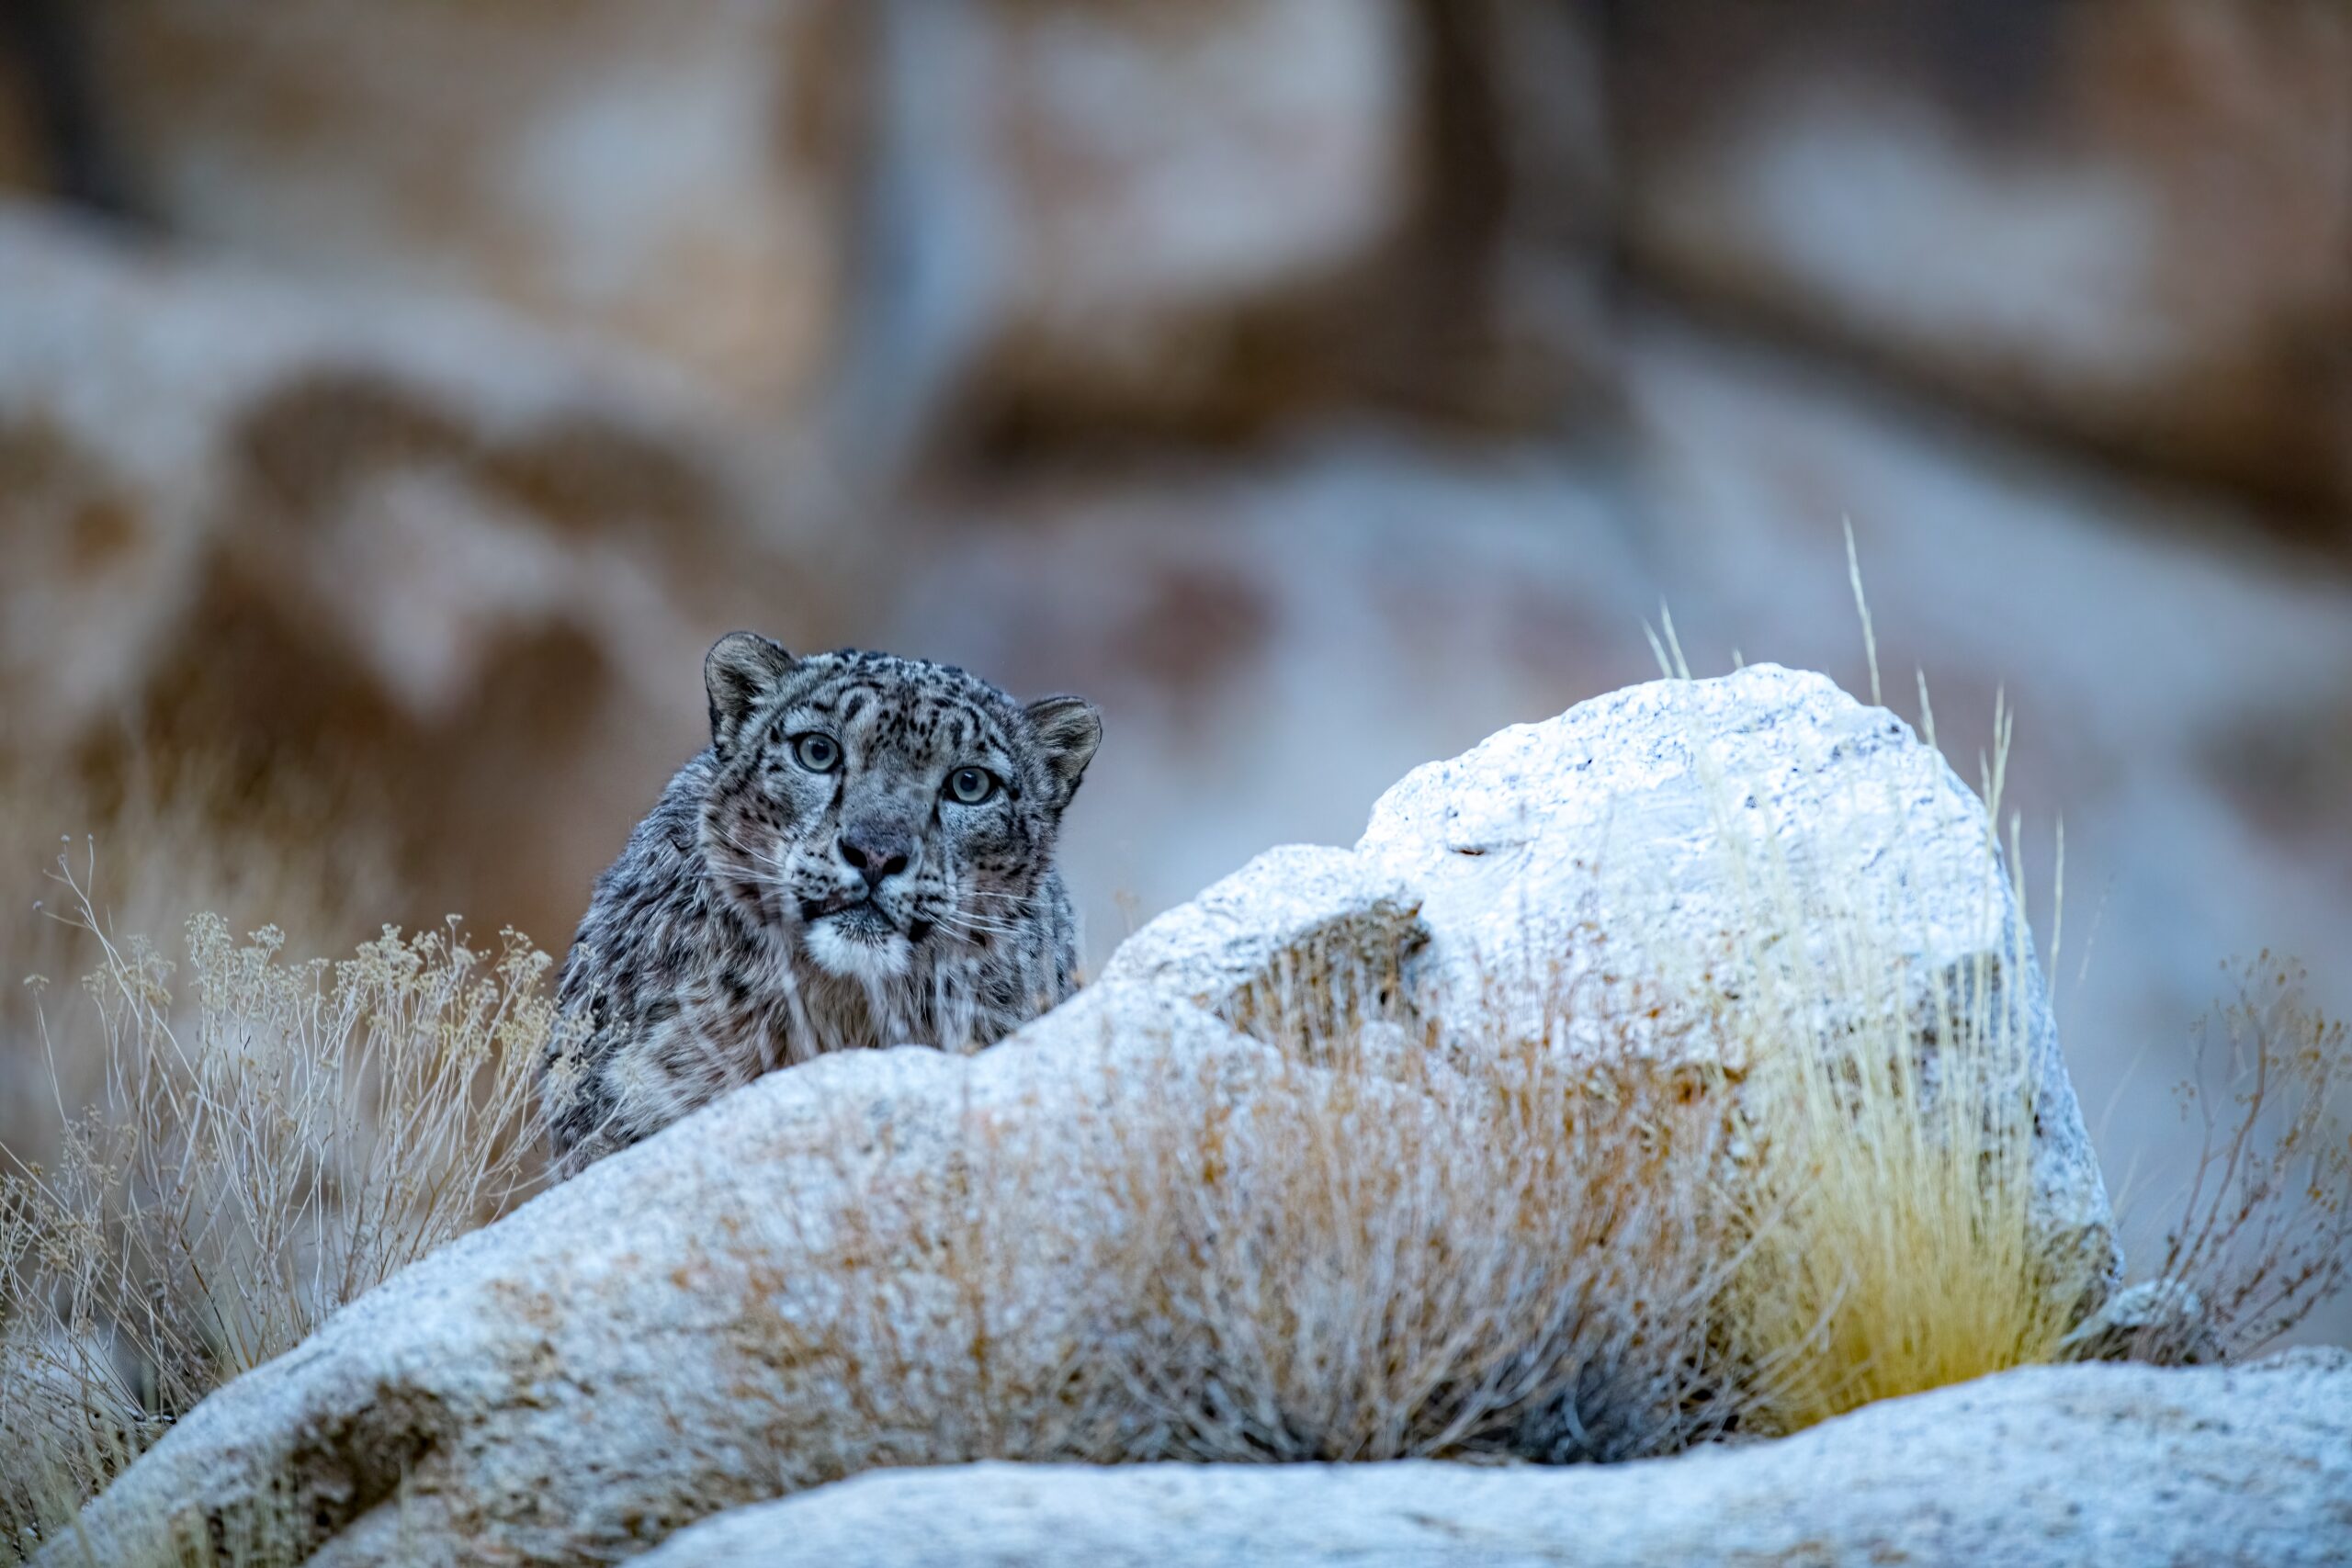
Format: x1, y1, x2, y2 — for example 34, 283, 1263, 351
763, 649, 1028, 782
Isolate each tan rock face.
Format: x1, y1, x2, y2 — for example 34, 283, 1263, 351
62, 0, 1608, 450
1614, 0, 2352, 517
838, 0, 1611, 456
82, 0, 856, 408
0, 207, 831, 948
980, 0, 1418, 417
834, 0, 1427, 459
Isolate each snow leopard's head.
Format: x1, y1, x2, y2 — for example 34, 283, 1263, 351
696, 633, 1101, 988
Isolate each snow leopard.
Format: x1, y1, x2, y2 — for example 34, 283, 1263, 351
538, 632, 1102, 1179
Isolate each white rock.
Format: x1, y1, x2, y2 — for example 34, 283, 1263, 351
642, 1349, 2352, 1568
1358, 663, 2117, 1294
1094, 842, 1424, 1039
2061, 1278, 2226, 1368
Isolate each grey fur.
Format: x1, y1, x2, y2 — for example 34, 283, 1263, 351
539, 635, 1102, 1180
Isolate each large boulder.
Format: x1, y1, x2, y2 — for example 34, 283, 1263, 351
1359, 661, 2116, 1293
643, 1348, 2352, 1568
1609, 320, 2352, 1344
42, 666, 2122, 1563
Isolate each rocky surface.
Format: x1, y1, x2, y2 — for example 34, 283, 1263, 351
43, 666, 2125, 1564
833, 0, 1441, 464
59, 0, 1510, 439
79, 0, 854, 408
1613, 0, 2352, 516
9, 10, 2347, 1273
1611, 322, 2352, 1342
644, 1349, 2352, 1568
1094, 842, 1422, 1037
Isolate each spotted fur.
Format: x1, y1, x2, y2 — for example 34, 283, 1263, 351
539, 634, 1102, 1179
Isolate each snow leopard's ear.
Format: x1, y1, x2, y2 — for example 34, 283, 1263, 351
1024, 694, 1102, 810
705, 631, 797, 751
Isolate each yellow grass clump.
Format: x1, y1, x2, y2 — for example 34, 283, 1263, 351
1639, 591, 2097, 1431
1701, 728, 2091, 1427
1710, 919, 2087, 1430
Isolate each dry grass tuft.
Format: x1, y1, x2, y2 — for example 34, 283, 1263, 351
1688, 761, 2101, 1429
1645, 570, 2351, 1423
1638, 613, 2098, 1431
0, 852, 567, 1553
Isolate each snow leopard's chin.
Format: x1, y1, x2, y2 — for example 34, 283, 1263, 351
802, 908, 914, 984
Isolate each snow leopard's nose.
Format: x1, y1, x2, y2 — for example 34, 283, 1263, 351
837, 824, 914, 890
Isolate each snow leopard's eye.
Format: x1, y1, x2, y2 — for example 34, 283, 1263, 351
791, 733, 842, 773
945, 766, 999, 806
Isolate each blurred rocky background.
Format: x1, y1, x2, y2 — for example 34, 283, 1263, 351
2, 1, 2346, 1337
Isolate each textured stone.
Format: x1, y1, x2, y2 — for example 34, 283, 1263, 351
2062, 1278, 2225, 1368
1095, 843, 1424, 1034
1610, 318, 2352, 1350
644, 1350, 2352, 1568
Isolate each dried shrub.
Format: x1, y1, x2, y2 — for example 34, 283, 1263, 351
0, 749, 388, 1171
2101, 956, 2352, 1367
0, 852, 567, 1552
731, 953, 1749, 1495
1105, 1028, 1737, 1464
